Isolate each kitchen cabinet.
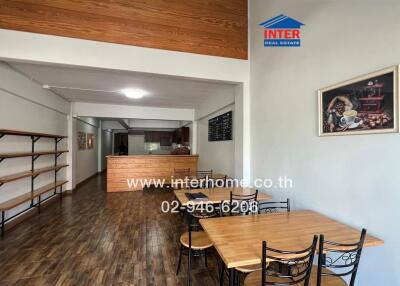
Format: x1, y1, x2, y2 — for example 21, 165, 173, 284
144, 131, 173, 146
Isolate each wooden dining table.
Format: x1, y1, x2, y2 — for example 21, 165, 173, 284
199, 210, 384, 286
174, 187, 271, 206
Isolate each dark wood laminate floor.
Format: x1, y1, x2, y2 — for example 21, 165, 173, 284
0, 174, 221, 286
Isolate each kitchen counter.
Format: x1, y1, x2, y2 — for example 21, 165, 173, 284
106, 155, 198, 192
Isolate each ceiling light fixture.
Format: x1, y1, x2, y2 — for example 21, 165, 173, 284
120, 88, 147, 99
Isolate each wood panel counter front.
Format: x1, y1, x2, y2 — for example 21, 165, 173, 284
107, 155, 198, 192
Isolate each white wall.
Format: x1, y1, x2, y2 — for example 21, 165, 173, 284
0, 62, 69, 219
197, 105, 235, 177
194, 87, 235, 120
75, 117, 99, 184
194, 87, 238, 177
250, 1, 400, 285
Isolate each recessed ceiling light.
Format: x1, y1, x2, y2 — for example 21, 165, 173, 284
120, 88, 147, 99
42, 84, 50, 89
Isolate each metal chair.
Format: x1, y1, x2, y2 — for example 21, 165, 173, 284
186, 170, 213, 189
176, 212, 215, 286
244, 235, 318, 286
218, 190, 259, 285
208, 175, 228, 188
228, 190, 259, 216
309, 229, 367, 286
258, 199, 290, 214
196, 169, 213, 179
174, 168, 191, 178
235, 199, 291, 280
173, 168, 191, 189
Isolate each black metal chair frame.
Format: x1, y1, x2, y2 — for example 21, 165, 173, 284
173, 168, 191, 190
261, 235, 318, 286
316, 229, 367, 286
176, 212, 215, 286
258, 199, 290, 214
218, 190, 259, 285
174, 168, 191, 175
228, 190, 259, 216
207, 175, 228, 189
196, 169, 213, 178
186, 170, 213, 189
229, 199, 291, 285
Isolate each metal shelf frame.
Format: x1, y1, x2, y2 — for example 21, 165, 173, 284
0, 130, 68, 237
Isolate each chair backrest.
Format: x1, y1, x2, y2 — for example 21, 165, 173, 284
187, 211, 216, 243
317, 229, 367, 286
196, 169, 213, 178
229, 190, 258, 215
261, 235, 318, 286
173, 168, 191, 189
258, 198, 290, 214
209, 175, 228, 188
174, 168, 191, 178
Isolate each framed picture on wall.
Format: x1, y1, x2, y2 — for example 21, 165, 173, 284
78, 131, 87, 150
318, 66, 398, 136
87, 133, 95, 149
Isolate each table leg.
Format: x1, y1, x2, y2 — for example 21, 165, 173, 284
1, 211, 4, 237
229, 268, 235, 286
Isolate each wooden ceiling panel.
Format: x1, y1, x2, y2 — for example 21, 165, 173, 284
0, 0, 248, 59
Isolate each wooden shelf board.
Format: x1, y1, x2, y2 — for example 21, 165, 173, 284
0, 180, 68, 211
0, 129, 67, 139
0, 164, 69, 184
33, 180, 68, 197
0, 193, 32, 211
0, 150, 69, 159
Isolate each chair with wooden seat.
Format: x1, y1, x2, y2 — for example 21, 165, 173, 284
173, 168, 191, 190
174, 168, 191, 180
218, 190, 259, 285
244, 235, 318, 286
207, 174, 228, 189
236, 199, 292, 278
176, 212, 214, 286
196, 169, 213, 179
227, 190, 259, 216
186, 170, 213, 189
258, 198, 290, 214
308, 229, 367, 286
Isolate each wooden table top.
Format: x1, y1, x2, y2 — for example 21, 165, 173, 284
174, 187, 271, 206
199, 210, 384, 268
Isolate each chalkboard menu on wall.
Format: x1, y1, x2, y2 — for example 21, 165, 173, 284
208, 111, 233, 141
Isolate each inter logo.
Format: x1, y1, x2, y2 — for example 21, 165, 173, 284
259, 14, 305, 47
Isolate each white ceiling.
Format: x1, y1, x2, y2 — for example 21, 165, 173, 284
8, 61, 236, 109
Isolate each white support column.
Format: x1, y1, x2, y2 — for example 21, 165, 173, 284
234, 84, 244, 180
111, 131, 115, 156
242, 81, 251, 185
97, 120, 102, 172
66, 105, 77, 191
191, 120, 198, 155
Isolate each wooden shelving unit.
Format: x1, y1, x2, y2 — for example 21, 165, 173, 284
0, 150, 68, 161
0, 129, 68, 236
0, 164, 68, 185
